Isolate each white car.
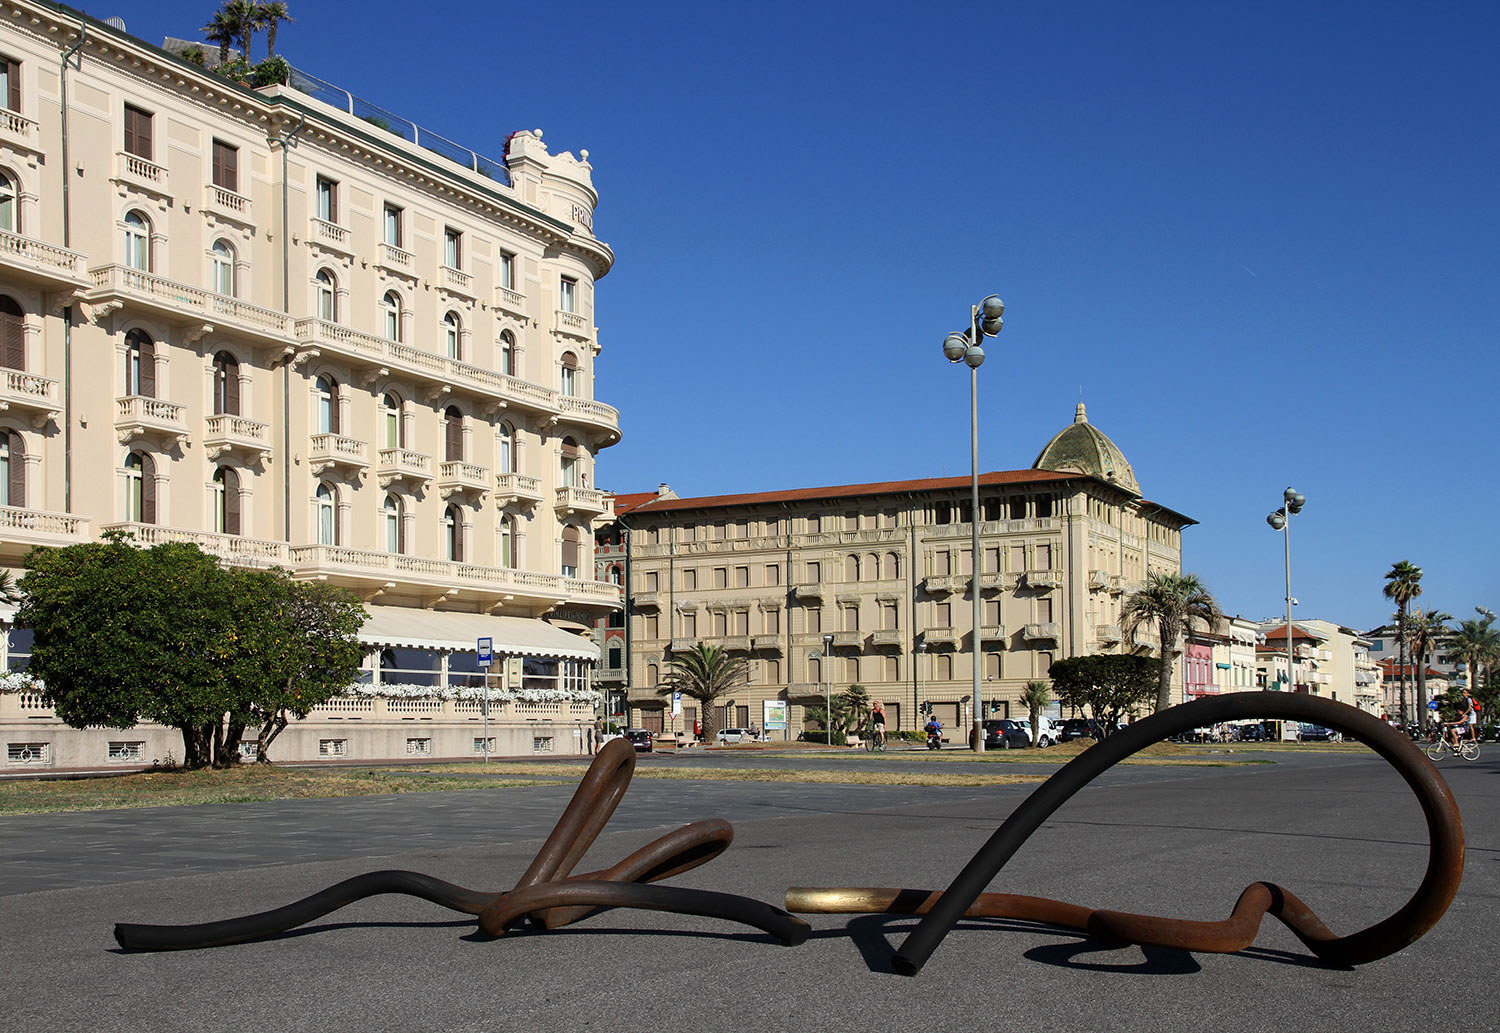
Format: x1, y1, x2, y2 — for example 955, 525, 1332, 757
1011, 716, 1063, 748
716, 727, 755, 744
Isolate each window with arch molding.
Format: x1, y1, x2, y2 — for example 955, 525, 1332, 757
560, 351, 578, 397
561, 525, 582, 578
444, 312, 461, 360
0, 295, 23, 371
381, 392, 404, 449
315, 374, 339, 434
382, 291, 401, 342
124, 210, 151, 271
211, 239, 235, 296
0, 170, 17, 233
497, 422, 514, 474
499, 330, 516, 377
0, 428, 24, 507
212, 466, 240, 535
315, 269, 337, 322
383, 494, 404, 553
124, 329, 155, 397
500, 513, 516, 567
443, 405, 463, 462
560, 436, 581, 487
315, 482, 338, 545
122, 451, 155, 523
443, 503, 463, 562
211, 351, 239, 416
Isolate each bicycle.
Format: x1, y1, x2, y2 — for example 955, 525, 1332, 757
864, 727, 886, 752
1424, 735, 1480, 762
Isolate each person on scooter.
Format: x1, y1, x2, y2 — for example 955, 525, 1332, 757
924, 715, 942, 747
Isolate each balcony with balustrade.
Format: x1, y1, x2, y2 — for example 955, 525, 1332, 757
831, 630, 862, 648
555, 485, 609, 520
752, 633, 783, 652
1027, 570, 1063, 590
115, 151, 170, 198
494, 472, 544, 507
922, 628, 959, 647
0, 108, 41, 153
308, 216, 352, 256
376, 448, 432, 489
377, 243, 414, 278
87, 265, 293, 349
0, 369, 61, 428
438, 460, 490, 499
495, 285, 527, 320
440, 265, 474, 298
115, 395, 189, 448
102, 521, 289, 568
553, 308, 592, 343
0, 229, 91, 291
289, 544, 582, 612
0, 506, 91, 562
556, 395, 621, 445
868, 629, 902, 647
979, 625, 1007, 642
204, 413, 272, 462
308, 433, 370, 476
794, 583, 823, 602
204, 183, 253, 226
632, 590, 661, 610
924, 573, 964, 595
722, 635, 752, 652
1096, 623, 1123, 645
1023, 622, 1061, 642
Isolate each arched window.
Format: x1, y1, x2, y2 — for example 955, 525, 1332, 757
560, 436, 580, 487
211, 351, 239, 416
381, 392, 403, 449
884, 551, 901, 579
608, 564, 623, 586
0, 171, 16, 234
0, 295, 24, 371
497, 422, 514, 474
845, 554, 860, 582
124, 210, 151, 271
444, 405, 463, 462
383, 494, 404, 554
212, 466, 240, 535
498, 330, 515, 377
315, 482, 337, 545
0, 429, 24, 507
500, 514, 515, 568
315, 374, 339, 434
315, 269, 337, 322
560, 351, 578, 397
443, 312, 461, 360
211, 239, 235, 296
123, 451, 155, 523
561, 524, 582, 579
124, 329, 155, 397
444, 503, 463, 561
382, 291, 401, 342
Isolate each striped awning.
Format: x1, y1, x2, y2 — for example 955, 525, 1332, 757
359, 605, 596, 661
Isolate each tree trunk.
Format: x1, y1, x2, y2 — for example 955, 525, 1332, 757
1154, 618, 1177, 713
256, 710, 289, 763
220, 717, 246, 767
698, 695, 720, 743
1397, 609, 1408, 726
1416, 666, 1428, 723
179, 724, 213, 769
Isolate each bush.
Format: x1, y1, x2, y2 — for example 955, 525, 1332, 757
801, 730, 847, 746
252, 56, 291, 88
890, 730, 928, 742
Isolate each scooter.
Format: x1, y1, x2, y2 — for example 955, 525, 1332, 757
926, 730, 942, 750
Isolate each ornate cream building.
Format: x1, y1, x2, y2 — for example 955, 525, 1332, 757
605, 404, 1193, 737
0, 4, 620, 768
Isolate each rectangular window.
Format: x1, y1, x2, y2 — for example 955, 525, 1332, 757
211, 139, 238, 192
807, 561, 820, 582
383, 204, 403, 248
560, 276, 577, 313
405, 737, 431, 756
681, 612, 697, 637
764, 609, 780, 634
643, 614, 658, 639
765, 564, 780, 585
473, 737, 496, 754
533, 736, 555, 754
0, 57, 18, 113
1037, 543, 1052, 568
318, 738, 348, 757
499, 250, 516, 290
608, 646, 622, 669
1008, 544, 1026, 571
6, 741, 49, 765
316, 176, 338, 222
1038, 598, 1054, 623
733, 610, 749, 635
683, 568, 697, 591
107, 741, 146, 762
1035, 495, 1053, 518
123, 104, 153, 159
712, 611, 728, 637
645, 571, 659, 591
882, 603, 899, 630
735, 566, 749, 588
936, 602, 951, 627
444, 227, 462, 268
806, 607, 822, 634
713, 567, 728, 589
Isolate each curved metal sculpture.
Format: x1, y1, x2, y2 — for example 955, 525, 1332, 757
115, 737, 809, 951
786, 692, 1464, 975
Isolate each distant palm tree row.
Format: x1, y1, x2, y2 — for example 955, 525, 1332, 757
1383, 559, 1496, 725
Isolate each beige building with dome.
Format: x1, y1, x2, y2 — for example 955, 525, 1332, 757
603, 404, 1194, 738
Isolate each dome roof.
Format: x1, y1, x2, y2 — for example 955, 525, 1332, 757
1032, 403, 1140, 494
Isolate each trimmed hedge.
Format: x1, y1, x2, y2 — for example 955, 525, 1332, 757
801, 730, 848, 746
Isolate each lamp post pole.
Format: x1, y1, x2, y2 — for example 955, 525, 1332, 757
915, 640, 926, 734
1267, 487, 1306, 739
943, 296, 1004, 752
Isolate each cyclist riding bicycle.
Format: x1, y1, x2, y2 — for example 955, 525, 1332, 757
869, 701, 886, 747
1446, 690, 1480, 746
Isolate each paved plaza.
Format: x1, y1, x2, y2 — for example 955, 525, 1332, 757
1, 748, 1495, 1033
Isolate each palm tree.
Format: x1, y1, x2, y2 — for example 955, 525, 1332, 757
839, 683, 871, 736
202, 7, 240, 66
1383, 560, 1423, 725
1021, 679, 1052, 749
1120, 571, 1224, 713
1405, 608, 1452, 718
258, 2, 293, 57
226, 0, 263, 61
1449, 610, 1499, 700
657, 643, 747, 744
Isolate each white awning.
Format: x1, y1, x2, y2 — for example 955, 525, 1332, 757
359, 606, 597, 661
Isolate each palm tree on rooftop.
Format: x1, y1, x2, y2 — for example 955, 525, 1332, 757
1383, 560, 1423, 725
226, 0, 263, 61
258, 2, 293, 57
1405, 607, 1453, 719
202, 7, 239, 66
1120, 571, 1224, 714
657, 643, 747, 744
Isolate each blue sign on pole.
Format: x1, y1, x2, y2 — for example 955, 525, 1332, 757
1427, 699, 1440, 711
477, 637, 494, 668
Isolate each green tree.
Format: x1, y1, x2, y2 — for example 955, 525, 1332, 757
1449, 610, 1500, 707
225, 0, 264, 61
18, 534, 238, 768
839, 683, 871, 734
1120, 572, 1224, 713
1405, 607, 1452, 718
1021, 679, 1052, 748
201, 6, 240, 65
657, 643, 747, 743
803, 697, 850, 744
1383, 559, 1424, 724
257, 1, 293, 57
1048, 654, 1160, 733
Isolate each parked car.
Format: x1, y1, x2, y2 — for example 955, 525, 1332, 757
1297, 725, 1336, 742
624, 729, 653, 752
1060, 718, 1095, 742
982, 719, 1031, 749
716, 727, 754, 744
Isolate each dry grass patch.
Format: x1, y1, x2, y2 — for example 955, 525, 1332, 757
387, 761, 1044, 787
0, 765, 550, 816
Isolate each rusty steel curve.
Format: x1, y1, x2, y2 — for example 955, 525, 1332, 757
786, 692, 1464, 976
114, 737, 809, 951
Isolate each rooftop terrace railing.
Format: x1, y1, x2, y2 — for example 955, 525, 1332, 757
288, 67, 512, 187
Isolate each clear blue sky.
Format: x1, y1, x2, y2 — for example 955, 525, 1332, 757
127, 0, 1499, 632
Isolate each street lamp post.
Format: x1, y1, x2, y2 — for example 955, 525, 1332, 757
915, 640, 927, 733
1267, 487, 1307, 737
823, 632, 834, 743
943, 295, 1005, 752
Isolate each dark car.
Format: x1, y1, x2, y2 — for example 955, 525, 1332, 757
982, 719, 1030, 749
1060, 719, 1094, 743
624, 729, 653, 753
1297, 725, 1335, 742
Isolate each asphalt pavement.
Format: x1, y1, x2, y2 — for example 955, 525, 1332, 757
1, 747, 1495, 1033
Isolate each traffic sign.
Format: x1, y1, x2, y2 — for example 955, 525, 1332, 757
477, 637, 493, 668
1427, 699, 1440, 710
